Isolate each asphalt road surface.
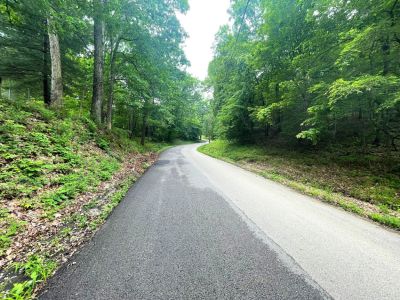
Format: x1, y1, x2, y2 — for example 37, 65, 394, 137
40, 144, 400, 300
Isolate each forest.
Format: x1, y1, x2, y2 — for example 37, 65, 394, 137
207, 0, 400, 149
0, 0, 205, 144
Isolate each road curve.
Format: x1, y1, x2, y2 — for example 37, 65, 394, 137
40, 144, 400, 299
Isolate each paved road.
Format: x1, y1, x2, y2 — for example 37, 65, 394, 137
41, 144, 400, 300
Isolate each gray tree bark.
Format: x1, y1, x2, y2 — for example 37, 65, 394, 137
106, 37, 120, 130
91, 0, 105, 125
43, 25, 51, 105
48, 18, 63, 109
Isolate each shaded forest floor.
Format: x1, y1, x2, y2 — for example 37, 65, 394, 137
198, 140, 400, 230
0, 99, 172, 298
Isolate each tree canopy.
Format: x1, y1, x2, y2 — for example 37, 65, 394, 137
0, 0, 206, 144
208, 0, 400, 150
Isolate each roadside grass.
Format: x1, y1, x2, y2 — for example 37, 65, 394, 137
89, 175, 137, 231
198, 140, 400, 230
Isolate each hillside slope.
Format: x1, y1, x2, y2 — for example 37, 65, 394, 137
0, 99, 163, 298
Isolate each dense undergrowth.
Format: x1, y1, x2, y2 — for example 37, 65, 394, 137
199, 140, 400, 229
0, 98, 168, 298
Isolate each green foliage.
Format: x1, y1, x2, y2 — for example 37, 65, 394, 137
0, 99, 122, 210
204, 1, 400, 228
1, 255, 56, 300
0, 0, 205, 144
96, 137, 110, 151
208, 0, 400, 149
0, 215, 26, 256
0, 92, 172, 263
296, 128, 320, 145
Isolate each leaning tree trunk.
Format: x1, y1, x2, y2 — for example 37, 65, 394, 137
47, 18, 63, 109
91, 0, 105, 125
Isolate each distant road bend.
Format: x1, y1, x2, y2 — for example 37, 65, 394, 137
41, 144, 400, 300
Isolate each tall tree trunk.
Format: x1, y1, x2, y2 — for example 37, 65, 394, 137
91, 0, 105, 125
106, 38, 120, 130
48, 18, 63, 109
42, 25, 50, 105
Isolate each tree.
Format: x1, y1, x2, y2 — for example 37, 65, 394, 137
91, 0, 105, 125
47, 16, 63, 108
0, 0, 206, 145
0, 1, 51, 103
0, 0, 89, 107
208, 0, 400, 150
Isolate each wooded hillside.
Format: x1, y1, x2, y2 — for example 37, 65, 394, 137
207, 0, 400, 150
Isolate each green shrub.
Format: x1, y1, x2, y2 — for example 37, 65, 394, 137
0, 217, 25, 256
96, 137, 110, 151
2, 255, 56, 300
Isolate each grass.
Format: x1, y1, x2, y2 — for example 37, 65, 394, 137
198, 140, 400, 229
369, 213, 400, 228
